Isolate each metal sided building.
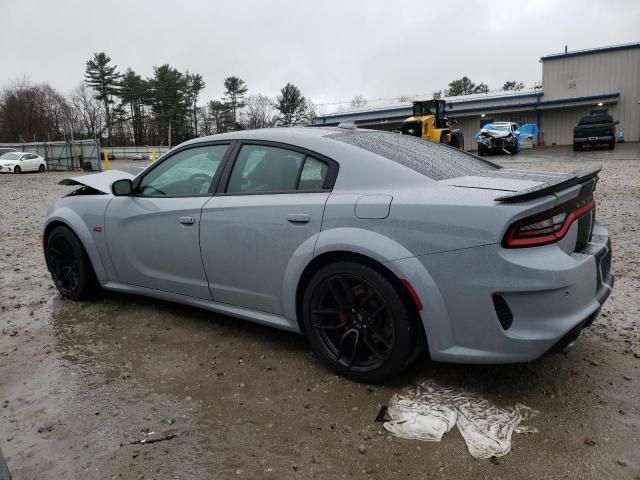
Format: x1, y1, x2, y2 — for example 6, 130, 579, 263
311, 42, 640, 148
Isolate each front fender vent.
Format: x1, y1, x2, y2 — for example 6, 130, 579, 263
492, 294, 513, 330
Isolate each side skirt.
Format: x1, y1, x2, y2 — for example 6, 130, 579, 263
101, 281, 301, 333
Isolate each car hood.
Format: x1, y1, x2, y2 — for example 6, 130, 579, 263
58, 169, 134, 193
0, 159, 17, 165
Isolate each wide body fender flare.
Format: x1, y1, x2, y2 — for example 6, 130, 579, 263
281, 228, 453, 352
44, 208, 109, 282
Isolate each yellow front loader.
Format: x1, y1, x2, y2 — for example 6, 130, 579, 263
401, 99, 464, 150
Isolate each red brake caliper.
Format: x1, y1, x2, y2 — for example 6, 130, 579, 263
339, 306, 349, 333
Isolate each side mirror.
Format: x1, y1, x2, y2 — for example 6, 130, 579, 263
112, 179, 133, 196
615, 120, 620, 125
451, 119, 458, 124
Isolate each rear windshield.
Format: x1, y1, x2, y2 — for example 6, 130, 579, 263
578, 115, 613, 125
329, 130, 497, 180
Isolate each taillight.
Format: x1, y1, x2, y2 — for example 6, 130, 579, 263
503, 194, 595, 248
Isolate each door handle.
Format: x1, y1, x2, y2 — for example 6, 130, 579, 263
178, 215, 196, 225
287, 213, 310, 224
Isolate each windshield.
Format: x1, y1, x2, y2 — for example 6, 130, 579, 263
0, 153, 20, 160
413, 102, 438, 116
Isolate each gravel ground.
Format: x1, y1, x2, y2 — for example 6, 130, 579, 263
1, 144, 639, 479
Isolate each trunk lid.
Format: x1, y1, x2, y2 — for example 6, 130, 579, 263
441, 166, 601, 203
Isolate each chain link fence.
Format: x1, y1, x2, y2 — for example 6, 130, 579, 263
0, 139, 101, 171
102, 145, 170, 161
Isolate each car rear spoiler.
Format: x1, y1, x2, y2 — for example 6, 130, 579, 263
494, 166, 601, 203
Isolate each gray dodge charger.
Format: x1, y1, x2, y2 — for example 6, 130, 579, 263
44, 127, 613, 382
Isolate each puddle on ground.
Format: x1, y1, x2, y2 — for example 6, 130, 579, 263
384, 380, 539, 459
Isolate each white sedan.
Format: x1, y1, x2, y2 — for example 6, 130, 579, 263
0, 152, 47, 173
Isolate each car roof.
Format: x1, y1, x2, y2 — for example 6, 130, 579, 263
181, 126, 340, 146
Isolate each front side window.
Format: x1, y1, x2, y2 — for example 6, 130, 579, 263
138, 144, 228, 196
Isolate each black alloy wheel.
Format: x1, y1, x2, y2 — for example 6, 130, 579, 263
13, 166, 21, 174
303, 261, 416, 383
39, 164, 46, 172
46, 226, 97, 300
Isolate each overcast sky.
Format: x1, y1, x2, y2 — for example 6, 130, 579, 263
1, 0, 638, 113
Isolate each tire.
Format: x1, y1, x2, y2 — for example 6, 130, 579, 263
607, 142, 615, 150
573, 143, 580, 151
13, 166, 21, 174
45, 226, 98, 300
302, 261, 417, 383
39, 164, 45, 172
450, 131, 464, 150
477, 145, 486, 156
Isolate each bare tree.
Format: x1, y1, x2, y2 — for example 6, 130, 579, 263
0, 79, 60, 141
244, 94, 276, 129
197, 105, 213, 136
350, 95, 367, 109
70, 83, 103, 138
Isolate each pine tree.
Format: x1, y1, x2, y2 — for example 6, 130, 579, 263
84, 52, 120, 142
118, 69, 148, 145
502, 81, 525, 91
208, 100, 233, 134
445, 76, 476, 96
186, 72, 205, 136
147, 64, 189, 147
275, 83, 307, 126
223, 76, 248, 130
473, 83, 490, 94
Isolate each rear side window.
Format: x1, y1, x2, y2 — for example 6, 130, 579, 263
226, 145, 329, 193
578, 115, 613, 125
298, 157, 328, 191
329, 131, 497, 180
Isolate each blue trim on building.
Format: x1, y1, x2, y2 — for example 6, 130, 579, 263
541, 42, 640, 61
309, 93, 620, 127
450, 93, 619, 114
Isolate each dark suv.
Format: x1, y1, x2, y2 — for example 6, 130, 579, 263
573, 114, 618, 150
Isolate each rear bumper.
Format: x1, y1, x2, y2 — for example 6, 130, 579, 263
574, 136, 614, 145
389, 222, 613, 364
